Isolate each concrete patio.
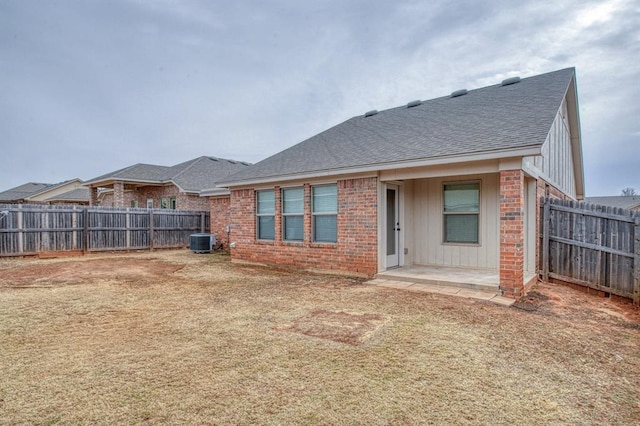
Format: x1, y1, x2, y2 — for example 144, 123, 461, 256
367, 265, 523, 306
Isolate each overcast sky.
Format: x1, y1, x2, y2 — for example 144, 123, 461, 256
1, 0, 638, 196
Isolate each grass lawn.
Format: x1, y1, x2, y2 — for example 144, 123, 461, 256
1, 250, 639, 425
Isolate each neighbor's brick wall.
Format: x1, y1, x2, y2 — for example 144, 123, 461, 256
98, 185, 209, 210
228, 177, 378, 276
209, 196, 231, 247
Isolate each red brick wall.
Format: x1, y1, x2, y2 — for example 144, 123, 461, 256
209, 196, 231, 247
98, 185, 208, 210
228, 177, 378, 276
499, 170, 525, 298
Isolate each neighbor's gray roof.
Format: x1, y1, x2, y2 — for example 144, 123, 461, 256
84, 156, 251, 192
220, 68, 576, 186
0, 182, 56, 202
45, 187, 90, 202
585, 196, 640, 210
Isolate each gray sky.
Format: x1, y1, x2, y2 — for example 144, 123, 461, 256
1, 0, 638, 196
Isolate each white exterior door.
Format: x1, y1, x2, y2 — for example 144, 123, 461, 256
385, 184, 400, 268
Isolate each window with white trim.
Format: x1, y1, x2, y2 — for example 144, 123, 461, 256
282, 187, 303, 241
146, 199, 153, 209
443, 182, 480, 244
256, 190, 275, 240
312, 185, 337, 243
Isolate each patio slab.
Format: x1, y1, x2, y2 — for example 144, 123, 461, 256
368, 265, 517, 306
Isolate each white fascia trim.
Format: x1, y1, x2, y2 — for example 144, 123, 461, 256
200, 187, 231, 197
217, 146, 542, 188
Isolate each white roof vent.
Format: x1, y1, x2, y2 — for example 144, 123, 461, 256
450, 89, 468, 98
364, 110, 378, 117
406, 100, 422, 108
501, 76, 521, 86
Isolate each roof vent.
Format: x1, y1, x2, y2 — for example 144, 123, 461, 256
227, 160, 237, 164
364, 110, 378, 117
501, 76, 520, 86
450, 89, 468, 98
406, 100, 422, 108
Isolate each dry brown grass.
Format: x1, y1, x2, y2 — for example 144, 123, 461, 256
1, 250, 639, 425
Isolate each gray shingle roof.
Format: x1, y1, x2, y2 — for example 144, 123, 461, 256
220, 68, 575, 185
0, 182, 55, 202
84, 156, 251, 193
172, 157, 251, 192
45, 187, 90, 202
585, 196, 640, 210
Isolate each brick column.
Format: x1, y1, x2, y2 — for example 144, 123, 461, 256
89, 187, 99, 206
113, 181, 125, 208
499, 170, 525, 298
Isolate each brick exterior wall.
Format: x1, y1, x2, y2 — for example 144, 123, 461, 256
499, 170, 526, 298
228, 177, 378, 276
98, 184, 209, 210
209, 196, 231, 248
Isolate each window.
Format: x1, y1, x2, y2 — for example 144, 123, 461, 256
131, 200, 138, 208
169, 197, 177, 209
282, 187, 303, 241
443, 182, 480, 244
160, 198, 168, 209
146, 199, 153, 209
256, 190, 275, 240
312, 185, 337, 243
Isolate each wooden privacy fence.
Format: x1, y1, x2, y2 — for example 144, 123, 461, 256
541, 197, 640, 304
0, 204, 210, 256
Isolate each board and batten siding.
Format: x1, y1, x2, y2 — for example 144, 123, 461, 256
404, 173, 500, 269
524, 99, 576, 199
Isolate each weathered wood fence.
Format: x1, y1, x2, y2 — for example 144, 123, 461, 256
0, 204, 210, 256
541, 198, 639, 304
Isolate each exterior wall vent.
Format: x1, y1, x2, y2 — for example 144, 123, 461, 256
406, 100, 422, 108
450, 89, 468, 98
501, 76, 521, 86
364, 110, 378, 117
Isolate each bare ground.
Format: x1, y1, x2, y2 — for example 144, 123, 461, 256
0, 250, 638, 425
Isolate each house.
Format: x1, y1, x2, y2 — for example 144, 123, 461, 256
213, 68, 584, 299
84, 156, 251, 211
0, 179, 89, 205
585, 196, 640, 212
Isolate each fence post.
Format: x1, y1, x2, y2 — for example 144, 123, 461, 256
72, 207, 78, 250
83, 208, 89, 253
126, 209, 131, 250
149, 209, 154, 251
17, 204, 24, 254
634, 217, 639, 306
542, 199, 550, 282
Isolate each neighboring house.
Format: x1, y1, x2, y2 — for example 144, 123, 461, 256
585, 196, 640, 212
213, 68, 584, 299
84, 156, 251, 212
0, 179, 89, 205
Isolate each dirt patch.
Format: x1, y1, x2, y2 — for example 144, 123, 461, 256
279, 309, 386, 345
0, 256, 183, 288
